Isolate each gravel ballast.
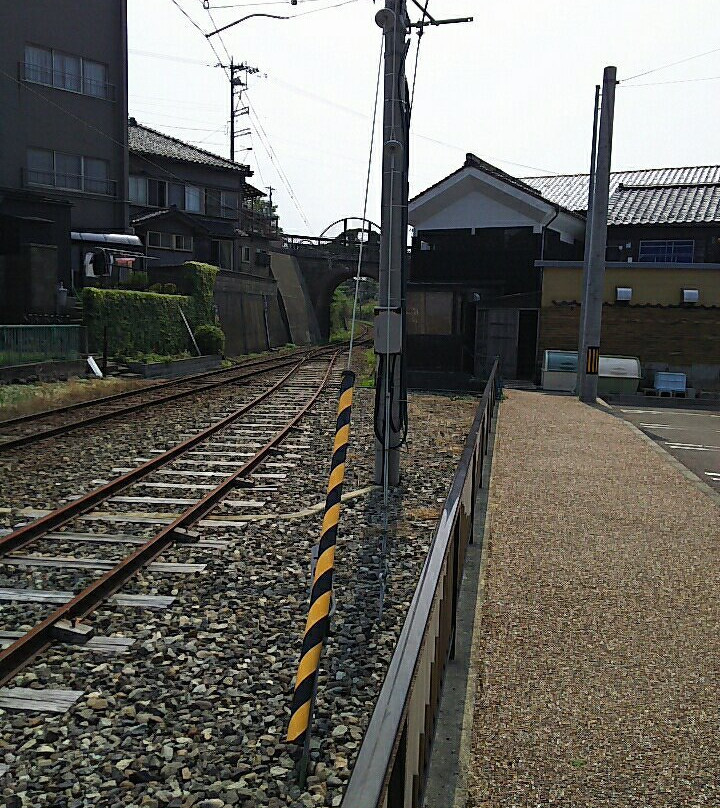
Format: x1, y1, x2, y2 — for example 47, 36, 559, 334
468, 391, 720, 807
0, 376, 478, 807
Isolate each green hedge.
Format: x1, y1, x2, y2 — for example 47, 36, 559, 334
83, 261, 219, 356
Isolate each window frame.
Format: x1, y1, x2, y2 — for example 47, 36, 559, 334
147, 231, 194, 252
23, 43, 113, 100
185, 185, 204, 213
147, 179, 168, 208
129, 175, 148, 205
210, 238, 234, 270
26, 148, 113, 195
220, 190, 239, 219
638, 239, 695, 264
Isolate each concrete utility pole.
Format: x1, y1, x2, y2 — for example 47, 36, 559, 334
373, 0, 409, 486
578, 66, 617, 403
226, 60, 255, 162
576, 83, 601, 396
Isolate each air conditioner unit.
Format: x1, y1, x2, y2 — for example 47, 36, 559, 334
616, 286, 632, 302
682, 288, 699, 304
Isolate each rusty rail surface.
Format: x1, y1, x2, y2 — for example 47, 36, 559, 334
0, 340, 366, 453
0, 353, 340, 686
342, 359, 500, 808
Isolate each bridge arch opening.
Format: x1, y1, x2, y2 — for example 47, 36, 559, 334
329, 276, 379, 341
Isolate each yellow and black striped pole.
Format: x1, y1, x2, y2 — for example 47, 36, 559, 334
287, 369, 355, 767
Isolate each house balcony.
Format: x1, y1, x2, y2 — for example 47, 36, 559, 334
240, 206, 279, 239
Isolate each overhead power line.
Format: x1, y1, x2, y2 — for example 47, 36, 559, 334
621, 45, 720, 83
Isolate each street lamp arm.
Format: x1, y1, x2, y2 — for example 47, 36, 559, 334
206, 13, 289, 38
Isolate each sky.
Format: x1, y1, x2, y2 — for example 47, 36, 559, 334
128, 0, 720, 235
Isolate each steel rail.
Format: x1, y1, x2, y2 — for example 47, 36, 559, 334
0, 351, 340, 686
0, 334, 371, 453
0, 349, 325, 453
0, 352, 290, 428
0, 357, 307, 557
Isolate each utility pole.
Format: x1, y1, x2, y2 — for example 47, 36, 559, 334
576, 83, 601, 396
226, 59, 256, 162
578, 65, 617, 403
372, 1, 472, 486
373, 0, 409, 486
265, 185, 275, 213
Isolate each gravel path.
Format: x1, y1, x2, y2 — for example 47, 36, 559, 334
468, 391, 720, 807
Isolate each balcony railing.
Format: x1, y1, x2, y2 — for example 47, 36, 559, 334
20, 62, 116, 101
240, 206, 280, 238
25, 169, 117, 197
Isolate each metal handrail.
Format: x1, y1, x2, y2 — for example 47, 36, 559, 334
343, 358, 500, 808
24, 168, 117, 197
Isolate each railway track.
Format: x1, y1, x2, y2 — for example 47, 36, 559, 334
0, 352, 341, 692
0, 344, 338, 453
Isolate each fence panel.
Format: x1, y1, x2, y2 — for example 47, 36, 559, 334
343, 359, 500, 808
0, 325, 85, 366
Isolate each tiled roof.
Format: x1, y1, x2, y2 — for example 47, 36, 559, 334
128, 119, 250, 175
411, 154, 584, 221
524, 166, 720, 225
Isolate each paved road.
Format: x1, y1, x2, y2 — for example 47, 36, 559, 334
613, 404, 720, 492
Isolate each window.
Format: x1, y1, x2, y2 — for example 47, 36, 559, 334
23, 44, 111, 99
82, 59, 108, 98
638, 240, 694, 263
148, 179, 167, 207
205, 189, 221, 217
221, 191, 239, 219
185, 185, 203, 213
241, 246, 251, 263
129, 175, 148, 204
24, 45, 52, 85
27, 148, 54, 187
26, 149, 112, 195
83, 157, 109, 195
147, 232, 193, 251
53, 51, 81, 92
168, 183, 184, 208
210, 239, 233, 270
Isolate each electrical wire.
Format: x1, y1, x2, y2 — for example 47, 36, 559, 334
0, 66, 248, 193
620, 45, 720, 83
189, 0, 311, 226
347, 34, 384, 369
409, 0, 430, 113
619, 74, 720, 88
245, 94, 312, 228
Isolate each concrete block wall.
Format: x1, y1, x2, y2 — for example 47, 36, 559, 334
539, 304, 720, 389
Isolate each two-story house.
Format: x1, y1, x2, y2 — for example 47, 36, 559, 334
0, 0, 131, 320
128, 119, 277, 279
409, 154, 720, 390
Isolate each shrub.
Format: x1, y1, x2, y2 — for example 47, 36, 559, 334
148, 283, 164, 293
162, 283, 178, 295
127, 271, 149, 291
194, 324, 225, 355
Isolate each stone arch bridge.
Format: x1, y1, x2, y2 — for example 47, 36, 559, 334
271, 218, 380, 342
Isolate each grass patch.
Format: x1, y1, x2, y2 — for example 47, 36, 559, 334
356, 348, 376, 388
0, 377, 149, 419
